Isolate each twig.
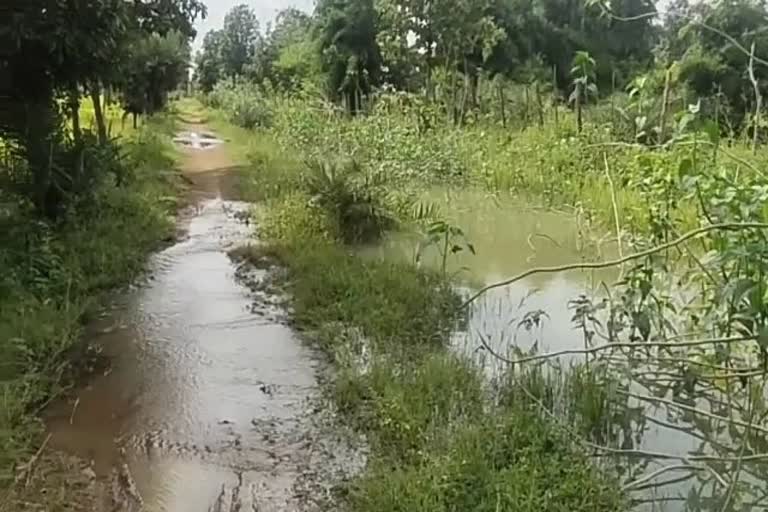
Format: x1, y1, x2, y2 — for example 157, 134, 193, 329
480, 335, 754, 366
602, 7, 768, 68
603, 153, 624, 271
618, 389, 768, 435
461, 223, 768, 308
69, 397, 80, 425
629, 472, 698, 492
593, 446, 768, 464
621, 464, 705, 491
720, 376, 763, 511
19, 434, 52, 489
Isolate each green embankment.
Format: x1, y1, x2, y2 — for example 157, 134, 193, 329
0, 112, 181, 485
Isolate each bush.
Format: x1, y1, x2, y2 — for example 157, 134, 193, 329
258, 192, 337, 243
207, 80, 273, 129
304, 159, 397, 244
351, 409, 625, 512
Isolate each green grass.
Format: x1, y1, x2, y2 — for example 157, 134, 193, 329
214, 93, 629, 511
0, 113, 180, 486
232, 237, 627, 511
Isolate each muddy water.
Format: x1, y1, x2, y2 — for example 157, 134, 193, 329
44, 130, 361, 511
361, 187, 617, 366
364, 187, 768, 511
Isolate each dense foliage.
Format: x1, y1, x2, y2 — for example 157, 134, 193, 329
0, 0, 203, 217
0, 0, 202, 493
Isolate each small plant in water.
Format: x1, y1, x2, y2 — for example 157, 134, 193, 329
416, 219, 476, 277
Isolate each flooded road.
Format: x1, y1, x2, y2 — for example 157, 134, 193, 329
44, 124, 361, 511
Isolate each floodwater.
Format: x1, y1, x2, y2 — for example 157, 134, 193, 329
361, 187, 618, 362
44, 129, 362, 511
363, 187, 768, 512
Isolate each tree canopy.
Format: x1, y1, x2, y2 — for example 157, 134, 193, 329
1, 0, 205, 217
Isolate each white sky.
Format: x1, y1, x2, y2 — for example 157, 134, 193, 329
193, 0, 316, 52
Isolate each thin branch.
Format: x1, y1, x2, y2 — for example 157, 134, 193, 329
618, 389, 768, 435
461, 223, 768, 308
603, 152, 624, 269
594, 446, 768, 464
629, 472, 698, 492
603, 7, 768, 68
480, 335, 755, 366
621, 464, 706, 491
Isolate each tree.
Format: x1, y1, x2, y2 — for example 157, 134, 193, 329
221, 4, 261, 79
0, 0, 204, 217
249, 8, 315, 88
120, 31, 191, 127
666, 0, 768, 126
570, 50, 597, 132
196, 29, 227, 92
316, 0, 383, 111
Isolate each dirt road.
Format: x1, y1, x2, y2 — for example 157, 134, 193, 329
12, 113, 361, 512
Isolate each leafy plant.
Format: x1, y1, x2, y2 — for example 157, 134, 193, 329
417, 219, 476, 277
570, 51, 597, 133
304, 158, 397, 244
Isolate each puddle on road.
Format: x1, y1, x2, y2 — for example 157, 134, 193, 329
45, 197, 363, 510
173, 132, 224, 150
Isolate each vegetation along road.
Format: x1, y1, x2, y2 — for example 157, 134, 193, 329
4, 0, 768, 511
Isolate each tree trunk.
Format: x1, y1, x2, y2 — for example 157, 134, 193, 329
524, 86, 530, 125
469, 67, 478, 110
499, 81, 507, 128
90, 82, 107, 144
576, 83, 583, 134
552, 66, 559, 128
749, 42, 762, 154
659, 69, 671, 144
24, 100, 58, 218
68, 88, 81, 144
535, 82, 544, 127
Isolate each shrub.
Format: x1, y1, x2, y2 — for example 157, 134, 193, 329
258, 192, 337, 243
350, 409, 626, 512
208, 80, 273, 129
304, 159, 397, 244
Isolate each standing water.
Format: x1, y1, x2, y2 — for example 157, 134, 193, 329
362, 187, 768, 511
44, 129, 362, 511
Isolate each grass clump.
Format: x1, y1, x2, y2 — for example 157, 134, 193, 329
256, 241, 461, 348
351, 409, 625, 512
0, 114, 179, 487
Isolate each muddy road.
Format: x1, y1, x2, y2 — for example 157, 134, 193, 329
41, 119, 362, 511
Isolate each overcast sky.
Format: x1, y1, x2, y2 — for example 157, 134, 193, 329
193, 0, 316, 52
